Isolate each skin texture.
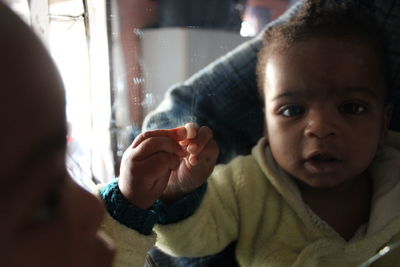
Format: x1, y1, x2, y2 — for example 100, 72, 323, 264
0, 4, 114, 266
118, 124, 219, 209
263, 38, 392, 240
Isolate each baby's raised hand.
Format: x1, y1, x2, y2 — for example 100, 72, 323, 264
162, 123, 219, 203
118, 127, 187, 210
118, 124, 219, 210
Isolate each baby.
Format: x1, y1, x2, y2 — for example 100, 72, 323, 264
101, 1, 400, 266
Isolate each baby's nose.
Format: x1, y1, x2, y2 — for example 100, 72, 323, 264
304, 110, 338, 139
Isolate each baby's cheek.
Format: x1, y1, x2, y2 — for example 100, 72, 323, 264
270, 138, 293, 162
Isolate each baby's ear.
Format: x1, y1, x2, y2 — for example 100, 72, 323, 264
380, 103, 393, 144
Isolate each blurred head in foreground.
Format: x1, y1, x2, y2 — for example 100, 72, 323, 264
0, 3, 114, 266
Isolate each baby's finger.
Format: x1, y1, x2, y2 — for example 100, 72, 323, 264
179, 139, 190, 146
132, 127, 187, 148
187, 126, 213, 155
131, 137, 186, 161
178, 123, 198, 148
185, 123, 198, 139
188, 138, 219, 166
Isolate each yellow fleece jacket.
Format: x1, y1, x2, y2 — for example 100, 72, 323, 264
100, 212, 156, 267
154, 132, 400, 266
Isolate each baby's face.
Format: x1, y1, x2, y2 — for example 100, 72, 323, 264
263, 38, 391, 189
0, 4, 114, 266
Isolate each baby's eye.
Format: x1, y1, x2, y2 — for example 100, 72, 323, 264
339, 103, 367, 115
279, 105, 306, 117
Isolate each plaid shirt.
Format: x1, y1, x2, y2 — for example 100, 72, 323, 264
142, 0, 400, 265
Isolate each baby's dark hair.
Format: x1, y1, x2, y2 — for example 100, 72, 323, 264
256, 0, 391, 102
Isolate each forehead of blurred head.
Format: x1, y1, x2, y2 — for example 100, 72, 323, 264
256, 0, 390, 100
0, 4, 66, 177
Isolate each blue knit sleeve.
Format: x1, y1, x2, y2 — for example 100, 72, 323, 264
155, 183, 207, 225
99, 180, 208, 234
99, 180, 158, 235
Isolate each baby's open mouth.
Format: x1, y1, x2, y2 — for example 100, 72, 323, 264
309, 154, 338, 163
304, 152, 342, 174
